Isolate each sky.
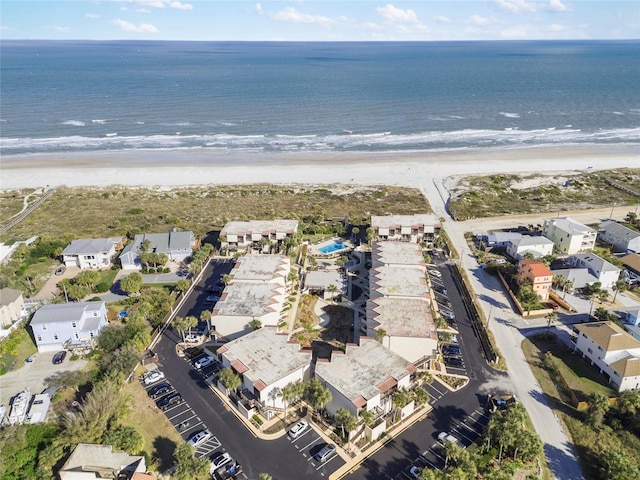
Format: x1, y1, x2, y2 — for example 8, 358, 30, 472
1, 0, 638, 41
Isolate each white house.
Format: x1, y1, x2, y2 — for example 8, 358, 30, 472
574, 321, 640, 392
220, 220, 298, 251
569, 253, 621, 290
62, 237, 124, 269
620, 253, 640, 286
315, 337, 416, 419
506, 236, 555, 260
370, 214, 441, 243
210, 254, 289, 340
59, 443, 147, 480
0, 287, 25, 328
542, 217, 596, 254
598, 220, 640, 253
217, 327, 312, 418
119, 231, 196, 270
29, 302, 108, 352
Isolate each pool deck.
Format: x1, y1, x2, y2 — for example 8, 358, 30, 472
309, 237, 353, 257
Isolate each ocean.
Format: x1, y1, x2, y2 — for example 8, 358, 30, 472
1, 40, 639, 157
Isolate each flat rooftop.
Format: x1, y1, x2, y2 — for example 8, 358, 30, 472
372, 241, 425, 266
316, 338, 413, 404
213, 283, 282, 317
370, 266, 429, 298
221, 219, 299, 235
231, 254, 289, 282
218, 327, 311, 387
368, 297, 437, 339
371, 214, 440, 229
306, 271, 342, 290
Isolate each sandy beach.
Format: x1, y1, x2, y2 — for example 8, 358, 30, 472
1, 145, 639, 190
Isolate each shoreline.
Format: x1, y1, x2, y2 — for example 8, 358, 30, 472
1, 145, 639, 190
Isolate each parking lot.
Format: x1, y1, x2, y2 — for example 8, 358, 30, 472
287, 421, 341, 475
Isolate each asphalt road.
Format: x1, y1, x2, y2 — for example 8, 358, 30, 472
153, 258, 345, 480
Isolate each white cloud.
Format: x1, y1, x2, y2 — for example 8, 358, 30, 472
547, 23, 565, 32
432, 15, 451, 24
271, 7, 334, 27
548, 0, 570, 12
495, 0, 537, 14
85, 13, 100, 19
255, 3, 263, 15
0, 25, 17, 31
112, 18, 159, 33
49, 25, 70, 33
500, 25, 533, 38
464, 15, 492, 26
137, 8, 151, 13
376, 4, 420, 24
169, 1, 192, 11
120, 7, 128, 11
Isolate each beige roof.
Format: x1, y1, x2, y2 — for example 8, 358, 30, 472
609, 355, 640, 378
621, 253, 640, 273
0, 288, 23, 305
576, 321, 640, 352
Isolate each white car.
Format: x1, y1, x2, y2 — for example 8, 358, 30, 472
143, 370, 165, 385
184, 333, 201, 343
194, 355, 214, 369
210, 452, 232, 471
187, 429, 212, 447
438, 431, 459, 445
288, 419, 309, 439
428, 269, 442, 278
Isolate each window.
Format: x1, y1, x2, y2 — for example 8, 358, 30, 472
37, 336, 42, 342
54, 334, 59, 340
587, 347, 593, 354
42, 324, 47, 331
72, 322, 77, 328
75, 333, 79, 339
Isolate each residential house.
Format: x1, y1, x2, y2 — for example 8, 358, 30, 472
506, 236, 554, 260
59, 443, 150, 480
569, 253, 621, 290
573, 321, 640, 392
315, 337, 416, 419
219, 220, 298, 252
542, 217, 596, 254
0, 236, 37, 265
0, 287, 25, 327
598, 220, 640, 253
217, 327, 312, 419
119, 230, 196, 269
29, 302, 108, 352
550, 267, 599, 290
210, 254, 289, 340
482, 231, 522, 249
620, 253, 640, 286
517, 259, 553, 301
366, 242, 438, 363
623, 308, 640, 342
62, 237, 125, 269
370, 214, 441, 243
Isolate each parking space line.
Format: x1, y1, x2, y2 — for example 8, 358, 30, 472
291, 429, 312, 442
315, 454, 339, 471
300, 436, 322, 452
452, 426, 475, 444
426, 383, 446, 397
168, 408, 192, 421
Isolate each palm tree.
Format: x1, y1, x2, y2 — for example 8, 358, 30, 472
375, 328, 387, 345
563, 278, 574, 300
326, 283, 339, 302
249, 319, 262, 330
545, 312, 558, 337
612, 280, 626, 304
172, 316, 189, 342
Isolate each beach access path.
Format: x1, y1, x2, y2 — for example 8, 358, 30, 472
420, 174, 584, 480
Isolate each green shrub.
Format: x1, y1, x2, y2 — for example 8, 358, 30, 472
70, 354, 79, 361
96, 282, 110, 293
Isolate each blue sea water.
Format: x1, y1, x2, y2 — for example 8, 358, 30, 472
1, 40, 639, 157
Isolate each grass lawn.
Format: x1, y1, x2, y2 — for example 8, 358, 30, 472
98, 269, 119, 286
122, 375, 184, 472
0, 328, 37, 375
552, 348, 615, 401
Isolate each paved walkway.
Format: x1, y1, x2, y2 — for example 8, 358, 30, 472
418, 172, 585, 480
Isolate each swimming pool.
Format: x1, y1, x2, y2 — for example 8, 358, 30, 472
319, 241, 347, 254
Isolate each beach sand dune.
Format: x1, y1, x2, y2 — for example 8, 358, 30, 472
1, 146, 638, 191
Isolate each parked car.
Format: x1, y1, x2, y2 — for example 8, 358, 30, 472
433, 284, 447, 294
409, 465, 422, 478
54, 266, 66, 275
206, 295, 220, 302
210, 452, 232, 471
143, 370, 165, 385
148, 382, 173, 398
444, 356, 464, 368
313, 443, 336, 463
288, 419, 309, 439
428, 269, 442, 278
52, 351, 67, 364
194, 355, 215, 370
187, 429, 212, 447
438, 432, 459, 445
214, 462, 242, 480
442, 344, 461, 356
184, 333, 201, 343
156, 392, 182, 409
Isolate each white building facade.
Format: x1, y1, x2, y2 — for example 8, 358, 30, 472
542, 217, 596, 254
569, 253, 621, 290
370, 214, 441, 243
598, 220, 640, 253
62, 237, 124, 269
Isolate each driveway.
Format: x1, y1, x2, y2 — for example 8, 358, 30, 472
0, 351, 88, 406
